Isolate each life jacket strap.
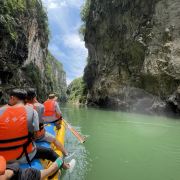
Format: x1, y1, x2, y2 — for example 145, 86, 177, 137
0, 136, 32, 166
0, 135, 29, 143
0, 133, 33, 167
0, 144, 25, 151
16, 133, 33, 167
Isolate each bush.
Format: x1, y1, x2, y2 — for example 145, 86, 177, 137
80, 0, 91, 23
67, 77, 87, 104
79, 0, 91, 37
0, 0, 49, 42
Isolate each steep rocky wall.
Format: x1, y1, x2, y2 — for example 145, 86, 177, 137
84, 0, 180, 114
0, 0, 67, 103
45, 53, 67, 101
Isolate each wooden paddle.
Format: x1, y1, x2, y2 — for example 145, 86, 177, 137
62, 119, 86, 144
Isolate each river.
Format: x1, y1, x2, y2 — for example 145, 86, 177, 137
61, 104, 180, 180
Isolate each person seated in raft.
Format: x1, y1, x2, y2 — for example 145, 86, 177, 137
26, 88, 68, 156
0, 89, 74, 170
43, 93, 63, 129
0, 89, 40, 165
0, 155, 75, 180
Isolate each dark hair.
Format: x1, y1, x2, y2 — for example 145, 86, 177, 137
26, 88, 37, 100
9, 89, 27, 101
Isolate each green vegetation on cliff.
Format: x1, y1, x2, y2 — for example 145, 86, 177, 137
0, 0, 67, 103
0, 0, 49, 42
79, 0, 91, 37
21, 52, 67, 102
45, 52, 67, 101
81, 0, 91, 23
67, 77, 87, 104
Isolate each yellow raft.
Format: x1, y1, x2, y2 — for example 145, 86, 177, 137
20, 121, 66, 180
41, 120, 66, 179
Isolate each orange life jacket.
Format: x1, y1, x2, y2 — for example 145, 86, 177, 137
43, 99, 60, 119
0, 156, 6, 175
26, 103, 45, 140
0, 105, 34, 162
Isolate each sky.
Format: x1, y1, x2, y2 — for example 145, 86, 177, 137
42, 0, 88, 85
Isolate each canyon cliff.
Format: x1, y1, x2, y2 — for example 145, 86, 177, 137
0, 0, 67, 103
83, 0, 180, 114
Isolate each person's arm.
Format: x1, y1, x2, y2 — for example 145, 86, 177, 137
40, 158, 63, 180
36, 105, 44, 124
55, 102, 62, 119
41, 105, 45, 122
32, 110, 40, 133
0, 106, 7, 116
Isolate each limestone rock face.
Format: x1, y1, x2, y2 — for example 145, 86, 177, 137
0, 0, 67, 103
84, 0, 180, 114
45, 53, 67, 101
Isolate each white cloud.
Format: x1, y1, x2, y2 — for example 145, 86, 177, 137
42, 0, 83, 9
42, 0, 67, 9
62, 33, 85, 50
51, 2, 67, 8
49, 2, 58, 8
42, 0, 88, 81
66, 0, 84, 8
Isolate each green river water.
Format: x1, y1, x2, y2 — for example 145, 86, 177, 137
61, 104, 180, 180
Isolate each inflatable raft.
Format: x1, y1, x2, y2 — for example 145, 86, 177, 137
20, 120, 66, 180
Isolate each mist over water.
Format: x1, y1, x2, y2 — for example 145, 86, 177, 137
61, 104, 180, 180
